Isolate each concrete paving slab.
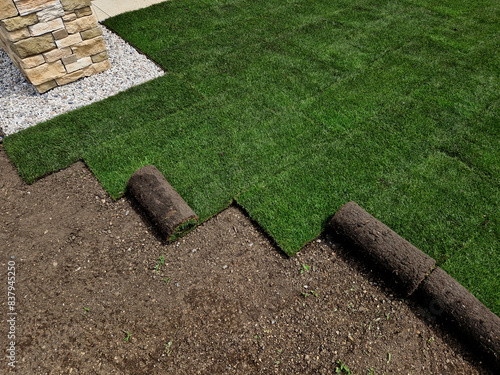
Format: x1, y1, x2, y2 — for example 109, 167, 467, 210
91, 0, 170, 21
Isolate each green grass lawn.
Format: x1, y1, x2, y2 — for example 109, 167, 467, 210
4, 0, 499, 314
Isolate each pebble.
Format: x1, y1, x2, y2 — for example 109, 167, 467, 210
0, 25, 164, 136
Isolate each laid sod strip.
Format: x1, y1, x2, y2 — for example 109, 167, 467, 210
2, 74, 203, 183
4, 0, 499, 314
440, 214, 500, 317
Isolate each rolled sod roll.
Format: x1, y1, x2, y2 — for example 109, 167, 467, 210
417, 267, 500, 370
329, 201, 435, 296
127, 165, 198, 240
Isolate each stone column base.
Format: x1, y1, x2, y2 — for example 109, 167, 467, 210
0, 0, 111, 93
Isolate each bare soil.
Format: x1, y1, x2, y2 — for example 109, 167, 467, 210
0, 148, 491, 374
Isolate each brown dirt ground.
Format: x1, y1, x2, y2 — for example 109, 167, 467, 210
0, 147, 492, 374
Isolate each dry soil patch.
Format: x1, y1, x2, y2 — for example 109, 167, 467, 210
0, 148, 490, 374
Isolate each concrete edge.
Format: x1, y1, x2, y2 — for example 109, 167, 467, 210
126, 165, 198, 241
328, 201, 500, 371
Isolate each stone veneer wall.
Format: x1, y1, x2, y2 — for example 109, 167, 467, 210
0, 0, 110, 93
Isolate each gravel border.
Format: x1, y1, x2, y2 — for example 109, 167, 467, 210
0, 25, 164, 136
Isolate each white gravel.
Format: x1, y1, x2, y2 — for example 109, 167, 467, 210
0, 25, 164, 136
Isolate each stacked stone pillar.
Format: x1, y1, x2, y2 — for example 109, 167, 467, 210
0, 0, 110, 93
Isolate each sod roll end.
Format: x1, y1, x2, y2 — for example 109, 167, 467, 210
127, 165, 198, 241
417, 267, 500, 370
329, 201, 435, 296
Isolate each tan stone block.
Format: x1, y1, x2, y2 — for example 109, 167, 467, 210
0, 26, 29, 43
80, 26, 101, 40
0, 34, 7, 52
83, 59, 110, 77
36, 2, 65, 23
55, 32, 82, 48
29, 17, 64, 36
35, 79, 58, 93
71, 36, 106, 59
62, 54, 77, 65
13, 33, 56, 58
13, 0, 59, 16
8, 27, 30, 42
56, 69, 83, 85
1, 13, 37, 32
60, 0, 91, 11
75, 6, 92, 18
65, 56, 91, 73
20, 54, 45, 69
52, 28, 68, 40
0, 27, 7, 43
24, 60, 66, 85
0, 0, 19, 19
43, 46, 72, 62
91, 50, 107, 63
65, 14, 97, 34
62, 12, 77, 22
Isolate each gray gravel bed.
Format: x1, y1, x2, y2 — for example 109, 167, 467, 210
0, 25, 164, 136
